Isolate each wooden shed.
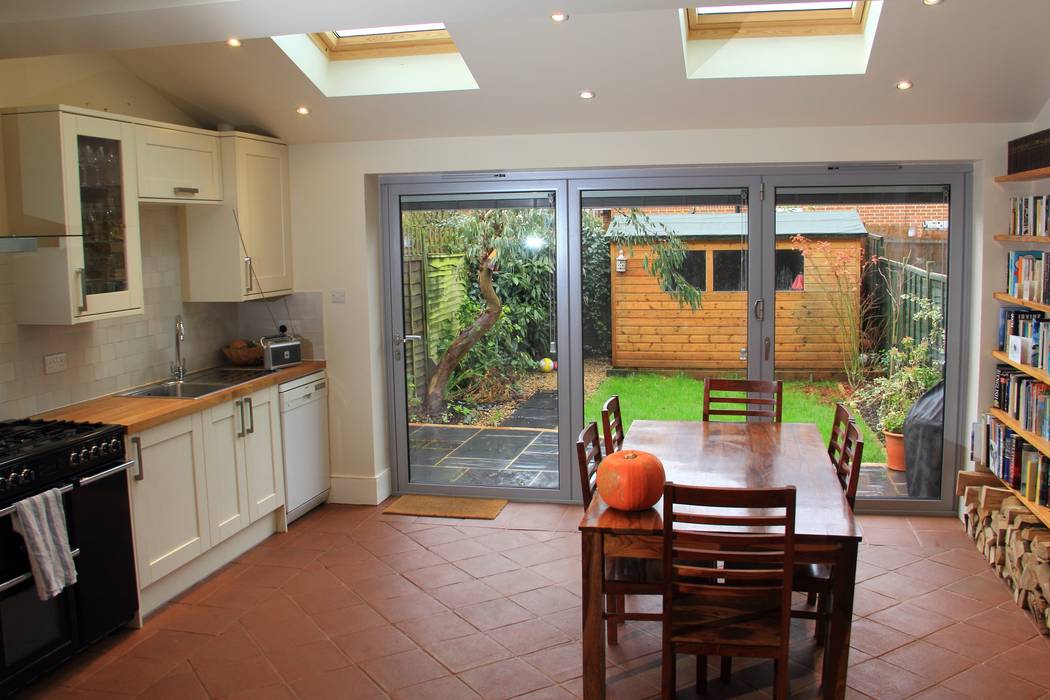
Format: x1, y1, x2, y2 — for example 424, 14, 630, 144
607, 210, 868, 377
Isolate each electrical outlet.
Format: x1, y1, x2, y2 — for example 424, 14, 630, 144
44, 352, 67, 375
276, 319, 297, 334
330, 288, 347, 304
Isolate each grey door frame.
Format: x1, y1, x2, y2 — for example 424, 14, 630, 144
380, 163, 973, 513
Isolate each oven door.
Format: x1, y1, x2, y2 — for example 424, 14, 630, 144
0, 487, 78, 693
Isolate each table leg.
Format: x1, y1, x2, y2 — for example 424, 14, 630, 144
582, 529, 605, 700
823, 540, 858, 700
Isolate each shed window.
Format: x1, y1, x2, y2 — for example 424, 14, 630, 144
665, 250, 707, 293
713, 250, 746, 291
775, 250, 805, 291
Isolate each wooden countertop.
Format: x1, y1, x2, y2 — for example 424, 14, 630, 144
35, 361, 326, 434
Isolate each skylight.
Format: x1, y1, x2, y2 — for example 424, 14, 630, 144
694, 2, 854, 14
687, 1, 867, 38
333, 23, 446, 38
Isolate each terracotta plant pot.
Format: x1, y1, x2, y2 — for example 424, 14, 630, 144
883, 429, 906, 472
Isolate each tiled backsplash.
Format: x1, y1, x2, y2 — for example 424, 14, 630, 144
236, 291, 325, 361
0, 206, 323, 420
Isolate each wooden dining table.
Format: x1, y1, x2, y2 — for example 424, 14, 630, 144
579, 420, 862, 699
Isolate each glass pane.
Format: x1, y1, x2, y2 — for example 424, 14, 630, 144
773, 184, 950, 500
580, 188, 749, 434
399, 192, 559, 490
77, 135, 128, 296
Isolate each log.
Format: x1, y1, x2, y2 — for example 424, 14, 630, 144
957, 470, 1005, 496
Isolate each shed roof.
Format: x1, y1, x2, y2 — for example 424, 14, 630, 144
606, 209, 868, 238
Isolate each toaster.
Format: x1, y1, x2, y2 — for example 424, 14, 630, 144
260, 334, 302, 370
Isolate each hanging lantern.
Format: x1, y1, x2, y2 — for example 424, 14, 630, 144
615, 248, 627, 273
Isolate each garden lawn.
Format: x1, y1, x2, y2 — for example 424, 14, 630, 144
583, 372, 886, 463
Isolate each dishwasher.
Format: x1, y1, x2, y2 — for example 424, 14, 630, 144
279, 371, 330, 523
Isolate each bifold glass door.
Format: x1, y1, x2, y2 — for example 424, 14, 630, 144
385, 183, 572, 501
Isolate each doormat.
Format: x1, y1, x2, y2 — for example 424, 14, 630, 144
383, 494, 508, 520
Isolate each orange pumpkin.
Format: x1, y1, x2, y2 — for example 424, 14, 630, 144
597, 450, 665, 511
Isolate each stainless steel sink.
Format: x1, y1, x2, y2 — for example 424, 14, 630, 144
185, 367, 271, 385
120, 381, 226, 399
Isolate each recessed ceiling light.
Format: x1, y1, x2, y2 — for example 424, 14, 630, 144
551, 11, 569, 22
226, 37, 242, 47
579, 90, 595, 100
295, 105, 311, 115
895, 80, 913, 91
922, 0, 943, 5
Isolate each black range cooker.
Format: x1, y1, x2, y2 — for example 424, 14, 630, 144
0, 419, 138, 696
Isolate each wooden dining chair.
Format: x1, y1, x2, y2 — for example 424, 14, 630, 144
576, 422, 662, 645
827, 402, 853, 465
601, 395, 626, 456
661, 482, 796, 700
793, 420, 864, 644
702, 378, 783, 422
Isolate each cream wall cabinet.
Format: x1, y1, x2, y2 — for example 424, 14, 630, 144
243, 386, 285, 522
182, 135, 293, 301
127, 415, 210, 587
201, 399, 250, 545
2, 108, 144, 324
136, 125, 222, 203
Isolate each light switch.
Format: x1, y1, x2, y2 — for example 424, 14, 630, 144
330, 289, 347, 304
44, 352, 67, 374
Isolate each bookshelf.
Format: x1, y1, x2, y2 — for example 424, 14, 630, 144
991, 350, 1050, 384
995, 166, 1050, 184
993, 291, 1050, 315
986, 409, 1050, 528
995, 234, 1050, 243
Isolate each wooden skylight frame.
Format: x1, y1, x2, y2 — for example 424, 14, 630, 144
686, 1, 870, 39
310, 25, 456, 61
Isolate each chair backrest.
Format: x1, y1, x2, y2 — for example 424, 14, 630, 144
835, 421, 864, 510
702, 378, 783, 422
601, 395, 626, 456
662, 482, 796, 647
576, 421, 604, 509
828, 402, 853, 464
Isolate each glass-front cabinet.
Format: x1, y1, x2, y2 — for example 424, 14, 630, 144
1, 108, 142, 324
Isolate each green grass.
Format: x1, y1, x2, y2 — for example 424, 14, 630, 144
583, 373, 886, 463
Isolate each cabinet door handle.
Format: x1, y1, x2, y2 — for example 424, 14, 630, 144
244, 256, 253, 293
75, 268, 88, 312
131, 436, 144, 481
245, 397, 255, 435
173, 186, 199, 195
236, 399, 246, 438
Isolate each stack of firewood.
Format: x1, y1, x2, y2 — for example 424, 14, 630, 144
959, 471, 1050, 633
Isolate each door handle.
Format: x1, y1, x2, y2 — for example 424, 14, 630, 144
244, 257, 253, 293
753, 298, 765, 321
764, 336, 771, 361
173, 186, 199, 196
77, 460, 135, 487
400, 335, 423, 345
75, 268, 88, 312
246, 397, 255, 435
131, 436, 144, 481
236, 399, 246, 438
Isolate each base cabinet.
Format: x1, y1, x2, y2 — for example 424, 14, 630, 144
128, 415, 209, 587
128, 388, 284, 591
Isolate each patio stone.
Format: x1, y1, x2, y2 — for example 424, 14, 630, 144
409, 447, 455, 466
454, 469, 540, 488
450, 432, 539, 460
501, 390, 559, 429
409, 466, 468, 484
509, 453, 559, 470
529, 472, 560, 489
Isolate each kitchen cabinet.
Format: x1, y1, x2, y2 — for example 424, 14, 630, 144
201, 400, 249, 545
182, 134, 293, 301
136, 125, 222, 202
127, 415, 210, 587
243, 386, 286, 522
2, 108, 143, 324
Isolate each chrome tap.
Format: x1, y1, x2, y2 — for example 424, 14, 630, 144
171, 315, 187, 381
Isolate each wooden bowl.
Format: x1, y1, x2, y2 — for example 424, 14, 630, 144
222, 345, 264, 366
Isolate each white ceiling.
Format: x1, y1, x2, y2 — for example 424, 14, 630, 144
2, 0, 1049, 143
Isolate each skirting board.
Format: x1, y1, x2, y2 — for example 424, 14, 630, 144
137, 512, 280, 620
330, 469, 391, 505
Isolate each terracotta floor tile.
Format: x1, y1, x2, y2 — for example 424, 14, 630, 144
908, 588, 994, 622
75, 654, 181, 695
880, 640, 975, 683
457, 597, 535, 631
147, 603, 242, 636
543, 607, 584, 640
432, 579, 504, 608
222, 684, 298, 699
847, 619, 915, 656
360, 648, 449, 691
855, 561, 889, 583
334, 624, 418, 662
188, 626, 261, 664
472, 530, 544, 551
924, 622, 1018, 660
291, 665, 385, 700
867, 602, 954, 637
503, 542, 568, 567
315, 542, 378, 569
398, 610, 479, 645
328, 558, 397, 585
265, 639, 350, 683
369, 590, 449, 623
987, 644, 1050, 688
280, 567, 346, 595
455, 553, 521, 578
191, 653, 282, 698
510, 585, 581, 616
963, 607, 1040, 643
894, 559, 973, 586
381, 548, 447, 573
914, 529, 978, 550
515, 686, 579, 700
310, 602, 387, 637
347, 572, 420, 602
846, 658, 935, 700
482, 568, 554, 596
941, 663, 1045, 699
198, 583, 281, 611
908, 516, 966, 532
488, 619, 573, 655
125, 630, 210, 661
430, 538, 495, 562
851, 587, 898, 617
860, 571, 940, 601
928, 548, 990, 574
425, 632, 512, 673
390, 675, 483, 700
860, 528, 921, 548
459, 658, 555, 700
524, 642, 585, 682
945, 572, 1018, 605
243, 612, 327, 651
289, 583, 362, 615
240, 543, 320, 568
528, 557, 582, 585
410, 525, 472, 547
404, 562, 474, 589
231, 564, 301, 588
133, 661, 208, 700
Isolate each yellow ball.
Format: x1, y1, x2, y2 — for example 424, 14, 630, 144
538, 358, 554, 373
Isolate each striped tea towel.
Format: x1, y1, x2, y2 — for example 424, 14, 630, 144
12, 488, 77, 600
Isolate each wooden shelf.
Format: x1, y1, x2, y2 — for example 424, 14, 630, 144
991, 350, 1050, 384
996, 166, 1050, 183
995, 235, 1050, 243
993, 292, 1050, 314
985, 408, 1050, 528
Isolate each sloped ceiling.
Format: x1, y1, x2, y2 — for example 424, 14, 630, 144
2, 0, 1049, 143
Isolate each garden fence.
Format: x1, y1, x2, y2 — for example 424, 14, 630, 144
866, 234, 946, 360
